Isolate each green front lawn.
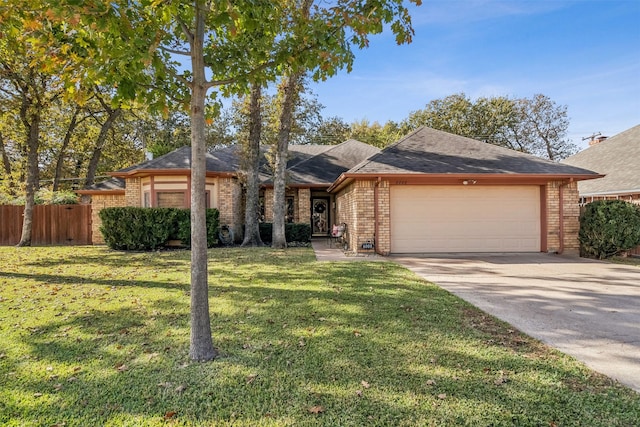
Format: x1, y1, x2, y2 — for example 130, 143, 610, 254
0, 247, 637, 426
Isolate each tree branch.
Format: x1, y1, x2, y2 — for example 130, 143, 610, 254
160, 45, 191, 56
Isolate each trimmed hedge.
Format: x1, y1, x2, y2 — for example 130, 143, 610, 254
258, 223, 311, 243
99, 207, 219, 251
579, 200, 640, 259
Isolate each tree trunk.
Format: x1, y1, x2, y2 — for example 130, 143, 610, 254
84, 108, 122, 188
241, 83, 264, 247
53, 106, 81, 191
0, 131, 11, 177
188, 2, 216, 362
0, 131, 15, 196
17, 110, 40, 247
272, 72, 302, 249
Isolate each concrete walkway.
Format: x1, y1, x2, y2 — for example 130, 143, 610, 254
392, 253, 640, 392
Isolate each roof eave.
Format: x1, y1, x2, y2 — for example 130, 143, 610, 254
75, 189, 126, 195
110, 169, 237, 178
579, 188, 640, 197
328, 172, 604, 192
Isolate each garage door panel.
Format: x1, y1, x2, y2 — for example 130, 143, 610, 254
390, 185, 540, 253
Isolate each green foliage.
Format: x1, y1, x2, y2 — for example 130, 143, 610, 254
175, 208, 220, 248
258, 222, 311, 243
99, 207, 178, 251
1, 246, 639, 426
579, 200, 640, 259
99, 207, 219, 251
2, 189, 79, 205
400, 93, 577, 160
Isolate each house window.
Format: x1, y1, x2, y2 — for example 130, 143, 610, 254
143, 192, 151, 207
156, 191, 186, 208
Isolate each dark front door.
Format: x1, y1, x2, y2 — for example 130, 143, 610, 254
311, 198, 329, 235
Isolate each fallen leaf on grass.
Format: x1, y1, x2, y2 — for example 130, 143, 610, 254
157, 381, 172, 388
67, 377, 78, 382
33, 393, 43, 398
495, 376, 509, 385
426, 379, 436, 386
115, 364, 128, 372
361, 380, 370, 389
355, 390, 363, 397
164, 411, 177, 419
308, 405, 324, 414
174, 384, 187, 394
53, 383, 63, 391
437, 393, 447, 400
50, 423, 66, 427
246, 374, 257, 384
353, 330, 362, 337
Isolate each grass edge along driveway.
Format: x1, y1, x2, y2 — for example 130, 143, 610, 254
0, 246, 638, 427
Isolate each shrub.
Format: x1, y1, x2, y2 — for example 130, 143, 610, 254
175, 208, 219, 248
257, 223, 311, 244
99, 207, 219, 251
579, 200, 640, 259
99, 207, 177, 251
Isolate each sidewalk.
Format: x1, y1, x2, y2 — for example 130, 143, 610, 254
311, 238, 383, 262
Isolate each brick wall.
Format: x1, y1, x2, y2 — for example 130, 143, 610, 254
90, 193, 126, 244
562, 181, 581, 253
377, 180, 391, 255
546, 180, 581, 254
124, 178, 141, 207
264, 188, 274, 222
298, 188, 311, 226
335, 180, 380, 254
218, 177, 238, 226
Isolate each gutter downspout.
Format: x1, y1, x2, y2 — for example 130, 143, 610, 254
374, 177, 381, 255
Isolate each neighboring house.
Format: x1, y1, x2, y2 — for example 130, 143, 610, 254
562, 124, 640, 205
79, 127, 601, 255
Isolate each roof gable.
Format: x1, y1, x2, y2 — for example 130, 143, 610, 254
562, 125, 640, 196
348, 127, 599, 176
287, 140, 380, 184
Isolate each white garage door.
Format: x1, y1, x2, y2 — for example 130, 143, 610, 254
390, 185, 540, 253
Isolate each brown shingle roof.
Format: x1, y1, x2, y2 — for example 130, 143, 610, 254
107, 141, 377, 186
348, 127, 599, 176
287, 140, 380, 185
562, 125, 640, 196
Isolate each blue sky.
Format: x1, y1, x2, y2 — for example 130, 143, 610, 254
306, 0, 640, 149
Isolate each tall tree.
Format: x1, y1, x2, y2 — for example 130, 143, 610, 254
241, 84, 265, 247
0, 30, 64, 245
17, 0, 420, 361
271, 72, 304, 249
401, 93, 576, 160
508, 94, 576, 161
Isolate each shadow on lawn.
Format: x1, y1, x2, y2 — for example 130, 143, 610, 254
4, 257, 639, 425
0, 271, 189, 290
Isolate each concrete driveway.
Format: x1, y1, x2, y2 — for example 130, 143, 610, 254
391, 253, 640, 392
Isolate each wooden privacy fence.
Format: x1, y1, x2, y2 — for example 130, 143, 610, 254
0, 205, 92, 246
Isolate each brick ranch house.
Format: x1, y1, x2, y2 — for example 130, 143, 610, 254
562, 124, 640, 206
562, 124, 640, 255
78, 126, 601, 255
